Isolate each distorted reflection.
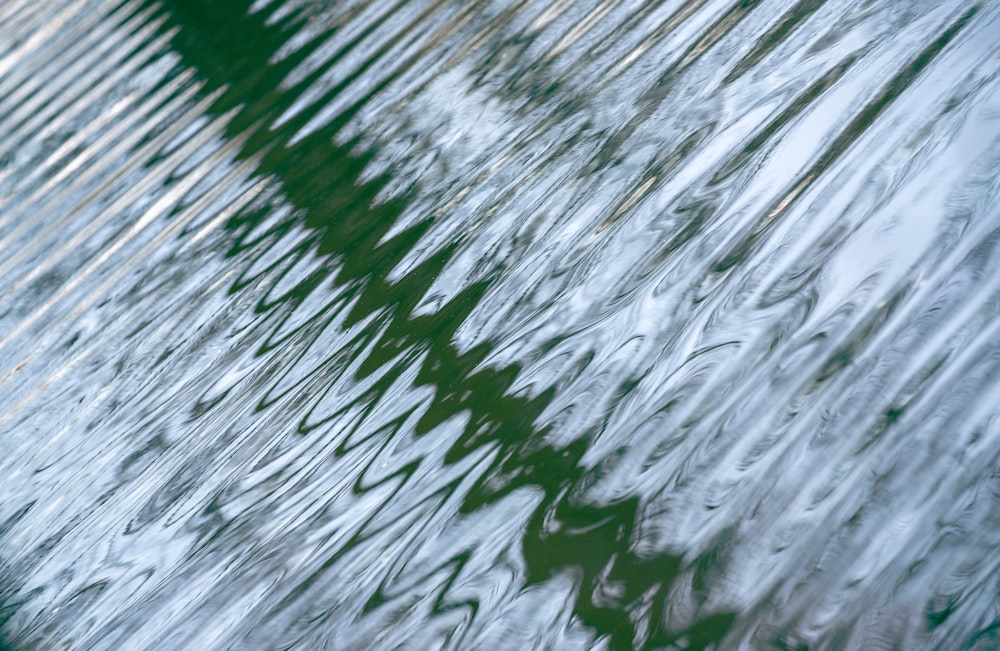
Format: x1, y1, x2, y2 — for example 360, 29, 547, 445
1, 0, 998, 649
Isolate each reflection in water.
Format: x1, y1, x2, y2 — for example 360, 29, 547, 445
1, 0, 999, 648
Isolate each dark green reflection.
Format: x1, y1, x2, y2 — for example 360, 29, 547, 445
133, 0, 733, 646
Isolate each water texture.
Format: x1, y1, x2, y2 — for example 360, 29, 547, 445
1, 0, 999, 648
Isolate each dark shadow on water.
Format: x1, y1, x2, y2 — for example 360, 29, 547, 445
88, 0, 736, 646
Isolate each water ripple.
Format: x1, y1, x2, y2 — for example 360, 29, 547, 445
1, 0, 999, 649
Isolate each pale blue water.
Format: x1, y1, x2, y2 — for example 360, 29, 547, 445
1, 0, 999, 648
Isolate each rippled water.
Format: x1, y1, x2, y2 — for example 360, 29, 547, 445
2, 0, 999, 648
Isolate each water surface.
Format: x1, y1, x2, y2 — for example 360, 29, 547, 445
1, 0, 999, 648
